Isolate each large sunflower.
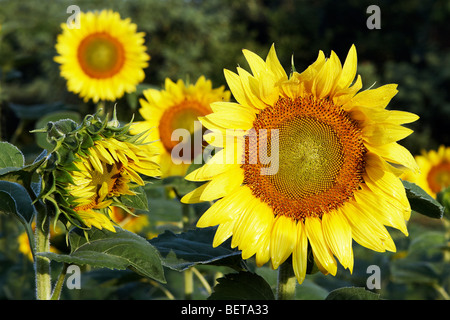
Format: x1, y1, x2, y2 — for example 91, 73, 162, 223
406, 145, 450, 198
181, 45, 419, 283
131, 76, 230, 177
54, 10, 149, 103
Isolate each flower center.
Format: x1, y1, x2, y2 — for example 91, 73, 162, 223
73, 161, 124, 211
242, 95, 366, 220
427, 161, 450, 193
159, 99, 210, 156
77, 32, 125, 79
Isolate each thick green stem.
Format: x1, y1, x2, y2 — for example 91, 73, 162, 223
34, 204, 51, 300
276, 259, 297, 300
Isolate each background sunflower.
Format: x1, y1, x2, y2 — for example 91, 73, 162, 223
131, 76, 230, 177
54, 9, 150, 103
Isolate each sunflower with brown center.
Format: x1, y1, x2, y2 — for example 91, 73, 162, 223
131, 76, 230, 177
54, 10, 149, 103
181, 44, 419, 283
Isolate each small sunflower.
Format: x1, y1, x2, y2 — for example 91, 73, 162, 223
406, 145, 450, 198
38, 111, 160, 232
54, 10, 149, 103
131, 76, 230, 177
182, 44, 419, 283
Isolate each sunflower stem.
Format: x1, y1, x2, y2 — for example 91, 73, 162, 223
276, 258, 296, 300
34, 202, 52, 300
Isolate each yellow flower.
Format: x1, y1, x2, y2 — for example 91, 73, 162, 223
182, 44, 419, 283
67, 138, 160, 232
54, 10, 149, 103
131, 76, 230, 177
406, 145, 450, 198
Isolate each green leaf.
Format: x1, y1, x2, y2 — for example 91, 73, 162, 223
120, 186, 148, 211
0, 181, 35, 223
402, 180, 444, 219
208, 271, 275, 300
39, 227, 165, 283
0, 141, 24, 174
149, 227, 245, 271
325, 287, 381, 300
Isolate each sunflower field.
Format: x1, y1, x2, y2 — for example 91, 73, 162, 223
0, 0, 449, 305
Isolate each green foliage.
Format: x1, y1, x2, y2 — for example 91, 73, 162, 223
39, 227, 166, 283
403, 180, 445, 219
325, 287, 381, 300
149, 227, 245, 272
209, 271, 275, 300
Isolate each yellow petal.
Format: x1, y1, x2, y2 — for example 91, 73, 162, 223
305, 216, 337, 275
265, 44, 288, 83
322, 209, 354, 273
195, 186, 253, 227
346, 84, 398, 109
362, 123, 414, 145
292, 220, 308, 284
224, 69, 252, 110
199, 166, 244, 201
336, 44, 357, 90
366, 141, 419, 174
242, 48, 267, 77
270, 215, 297, 269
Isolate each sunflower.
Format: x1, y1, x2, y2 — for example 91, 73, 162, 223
54, 10, 149, 103
37, 111, 160, 232
131, 76, 230, 177
181, 44, 419, 283
66, 138, 160, 232
405, 145, 450, 198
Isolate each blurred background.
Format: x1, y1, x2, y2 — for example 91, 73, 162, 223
0, 0, 449, 300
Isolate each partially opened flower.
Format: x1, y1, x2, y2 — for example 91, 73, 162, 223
54, 10, 149, 103
182, 44, 419, 283
38, 111, 160, 232
406, 145, 450, 198
131, 76, 230, 177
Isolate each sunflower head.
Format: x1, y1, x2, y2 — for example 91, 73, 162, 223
131, 76, 230, 178
182, 44, 419, 283
405, 145, 450, 198
54, 9, 149, 103
36, 110, 160, 232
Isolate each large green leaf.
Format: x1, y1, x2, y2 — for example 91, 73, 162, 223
325, 287, 381, 300
149, 227, 245, 271
402, 180, 444, 219
39, 227, 165, 283
208, 271, 275, 300
0, 181, 35, 223
0, 141, 24, 175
